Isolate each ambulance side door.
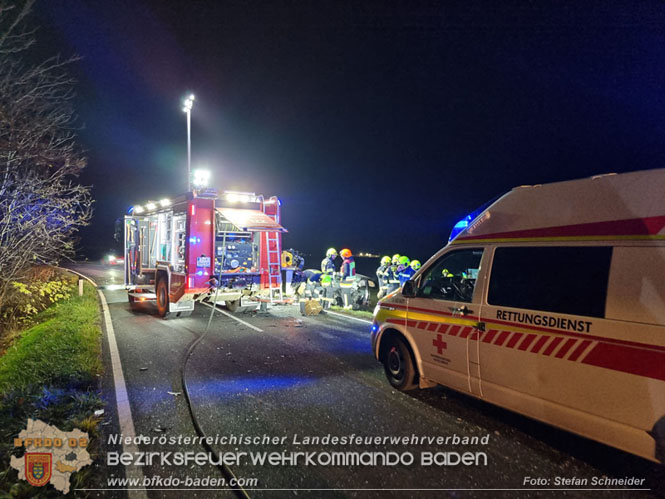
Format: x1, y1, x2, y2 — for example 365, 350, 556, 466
407, 247, 485, 395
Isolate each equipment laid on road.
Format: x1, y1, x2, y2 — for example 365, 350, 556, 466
372, 168, 665, 464
123, 189, 286, 318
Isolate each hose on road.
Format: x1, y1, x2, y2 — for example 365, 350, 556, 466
180, 284, 251, 499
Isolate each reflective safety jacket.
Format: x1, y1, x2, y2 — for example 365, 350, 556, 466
341, 256, 356, 280
387, 266, 401, 285
304, 269, 332, 287
321, 257, 336, 275
399, 266, 415, 286
376, 264, 390, 287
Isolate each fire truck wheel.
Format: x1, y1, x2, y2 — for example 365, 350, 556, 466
156, 278, 169, 318
383, 336, 418, 391
225, 299, 240, 313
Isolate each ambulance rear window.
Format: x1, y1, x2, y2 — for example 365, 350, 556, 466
488, 246, 612, 318
606, 247, 665, 325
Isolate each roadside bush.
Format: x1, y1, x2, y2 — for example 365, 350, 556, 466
0, 266, 75, 345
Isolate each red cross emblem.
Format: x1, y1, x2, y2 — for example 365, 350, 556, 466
432, 334, 447, 354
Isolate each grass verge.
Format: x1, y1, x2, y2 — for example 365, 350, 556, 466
0, 279, 103, 497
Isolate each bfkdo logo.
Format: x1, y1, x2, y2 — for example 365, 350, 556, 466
10, 419, 92, 494
25, 453, 52, 487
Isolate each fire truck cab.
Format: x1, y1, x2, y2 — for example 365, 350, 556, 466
123, 189, 286, 318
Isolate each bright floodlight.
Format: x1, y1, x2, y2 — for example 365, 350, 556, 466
146, 202, 156, 210
226, 193, 251, 203
159, 198, 171, 207
133, 205, 145, 214
183, 94, 195, 113
192, 169, 211, 188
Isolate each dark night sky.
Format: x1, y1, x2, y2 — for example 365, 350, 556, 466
31, 1, 665, 265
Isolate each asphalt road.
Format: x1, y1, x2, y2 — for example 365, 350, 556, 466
70, 263, 664, 498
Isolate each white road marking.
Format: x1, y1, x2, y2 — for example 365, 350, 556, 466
62, 267, 98, 287
64, 269, 148, 499
200, 302, 264, 332
97, 290, 148, 499
62, 268, 147, 499
325, 310, 373, 325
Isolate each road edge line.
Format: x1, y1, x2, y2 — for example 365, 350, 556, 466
325, 310, 373, 325
61, 267, 98, 287
97, 289, 148, 499
61, 267, 147, 497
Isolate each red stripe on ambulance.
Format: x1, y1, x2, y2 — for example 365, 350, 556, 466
518, 334, 537, 351
582, 343, 665, 382
555, 338, 578, 359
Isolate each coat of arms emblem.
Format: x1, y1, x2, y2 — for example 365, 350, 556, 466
25, 453, 52, 487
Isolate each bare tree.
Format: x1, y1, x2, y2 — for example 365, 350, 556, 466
0, 0, 92, 309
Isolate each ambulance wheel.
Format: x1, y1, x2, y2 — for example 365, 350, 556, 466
156, 278, 169, 318
226, 299, 240, 313
383, 336, 418, 391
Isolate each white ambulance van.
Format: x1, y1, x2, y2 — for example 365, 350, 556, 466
371, 168, 665, 463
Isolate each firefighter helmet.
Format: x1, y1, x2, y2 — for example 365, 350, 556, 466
392, 254, 401, 264
340, 248, 352, 258
410, 259, 421, 270
326, 248, 337, 257
398, 255, 410, 266
380, 256, 391, 265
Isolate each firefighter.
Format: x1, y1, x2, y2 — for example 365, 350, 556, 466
376, 256, 391, 299
386, 255, 402, 295
399, 258, 421, 286
302, 269, 333, 305
339, 248, 356, 309
397, 256, 412, 286
321, 248, 337, 276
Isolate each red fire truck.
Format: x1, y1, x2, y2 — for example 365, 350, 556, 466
123, 189, 286, 318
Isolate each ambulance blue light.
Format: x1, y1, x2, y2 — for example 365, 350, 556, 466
449, 215, 472, 242
448, 192, 505, 243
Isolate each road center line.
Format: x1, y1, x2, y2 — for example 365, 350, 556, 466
97, 290, 148, 499
200, 302, 264, 332
325, 310, 373, 325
